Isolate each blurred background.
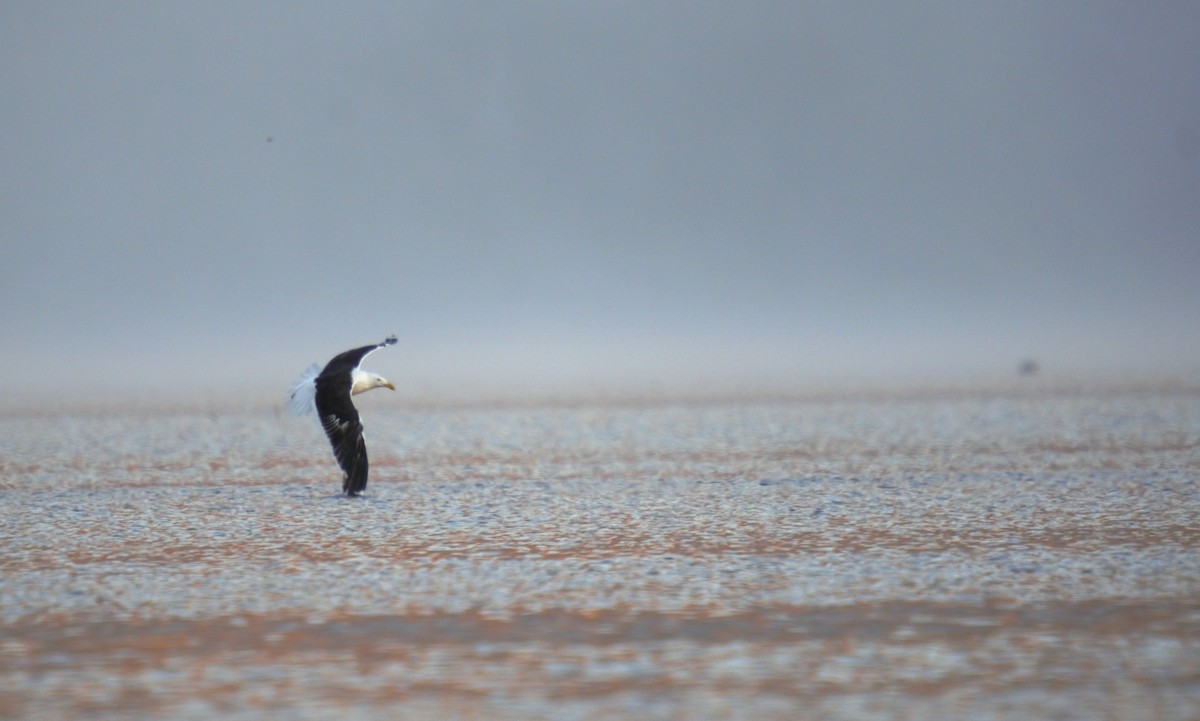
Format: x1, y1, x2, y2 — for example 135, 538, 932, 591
2, 2, 1198, 402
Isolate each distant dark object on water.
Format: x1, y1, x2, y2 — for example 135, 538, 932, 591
288, 336, 398, 496
1018, 359, 1040, 377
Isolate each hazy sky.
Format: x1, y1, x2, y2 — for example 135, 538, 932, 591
3, 2, 1198, 399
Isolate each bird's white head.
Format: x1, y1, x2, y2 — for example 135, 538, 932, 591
350, 370, 396, 396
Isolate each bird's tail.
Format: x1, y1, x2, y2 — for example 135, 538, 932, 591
287, 363, 321, 416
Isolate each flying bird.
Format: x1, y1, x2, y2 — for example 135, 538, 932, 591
289, 336, 398, 496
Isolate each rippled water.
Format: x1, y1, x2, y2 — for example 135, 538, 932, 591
1, 386, 1198, 719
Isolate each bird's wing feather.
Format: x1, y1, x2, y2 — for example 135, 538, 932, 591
320, 335, 397, 376
320, 408, 368, 495
316, 378, 368, 495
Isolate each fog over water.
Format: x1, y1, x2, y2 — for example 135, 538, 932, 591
3, 3, 1198, 400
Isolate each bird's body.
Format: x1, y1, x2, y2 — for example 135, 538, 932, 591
289, 336, 397, 496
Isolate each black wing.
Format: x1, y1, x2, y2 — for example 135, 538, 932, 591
320, 335, 397, 376
315, 375, 369, 495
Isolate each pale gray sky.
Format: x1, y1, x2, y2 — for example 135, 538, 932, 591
3, 2, 1198, 398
